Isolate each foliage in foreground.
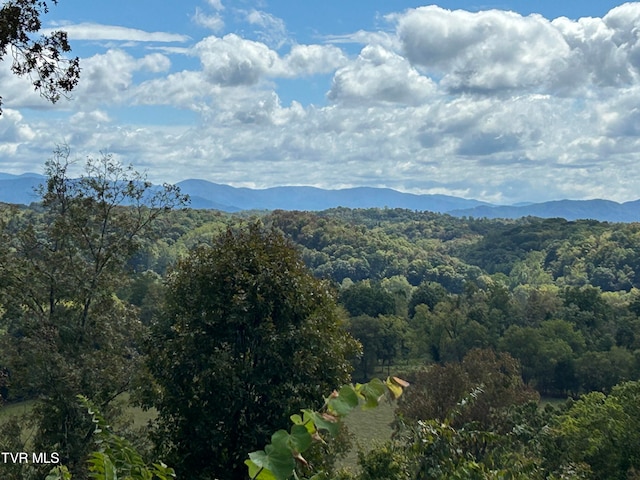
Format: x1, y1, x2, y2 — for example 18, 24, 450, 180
144, 224, 361, 480
45, 396, 175, 480
0, 148, 187, 476
246, 376, 409, 480
0, 0, 80, 114
343, 380, 640, 480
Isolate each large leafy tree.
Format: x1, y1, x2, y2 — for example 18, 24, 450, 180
548, 381, 640, 480
0, 0, 80, 114
146, 223, 360, 480
0, 146, 187, 478
397, 348, 538, 430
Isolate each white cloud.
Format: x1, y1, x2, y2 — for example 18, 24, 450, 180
207, 0, 224, 11
0, 109, 36, 143
69, 110, 111, 125
193, 35, 346, 85
324, 30, 399, 51
245, 9, 288, 48
281, 44, 347, 76
328, 44, 435, 105
138, 53, 172, 73
44, 23, 190, 43
72, 50, 173, 106
0, 61, 52, 110
195, 34, 278, 86
392, 4, 640, 95
134, 71, 215, 108
193, 7, 224, 32
393, 6, 570, 92
550, 5, 640, 89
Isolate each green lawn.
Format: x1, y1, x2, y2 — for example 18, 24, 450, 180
0, 399, 35, 420
0, 395, 157, 436
339, 398, 396, 471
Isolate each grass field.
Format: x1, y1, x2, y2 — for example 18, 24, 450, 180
0, 399, 35, 420
339, 397, 396, 470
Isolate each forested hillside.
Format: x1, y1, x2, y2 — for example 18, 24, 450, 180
2, 165, 640, 479
119, 207, 640, 396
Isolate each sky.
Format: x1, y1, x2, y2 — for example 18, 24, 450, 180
0, 0, 639, 204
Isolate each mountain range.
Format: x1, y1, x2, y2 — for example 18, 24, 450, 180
1, 172, 638, 222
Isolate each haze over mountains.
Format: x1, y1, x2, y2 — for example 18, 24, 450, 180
1, 172, 639, 222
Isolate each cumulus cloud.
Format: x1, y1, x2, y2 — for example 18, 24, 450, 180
551, 5, 640, 89
134, 71, 216, 108
328, 44, 435, 105
0, 61, 51, 110
281, 44, 348, 76
195, 34, 279, 86
391, 4, 640, 94
193, 35, 347, 85
0, 109, 36, 143
73, 50, 173, 105
393, 6, 570, 92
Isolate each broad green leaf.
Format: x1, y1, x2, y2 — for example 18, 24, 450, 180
328, 384, 359, 416
301, 410, 317, 434
357, 378, 386, 410
271, 429, 291, 450
246, 458, 277, 480
289, 424, 313, 453
264, 443, 296, 480
249, 440, 296, 480
303, 409, 339, 436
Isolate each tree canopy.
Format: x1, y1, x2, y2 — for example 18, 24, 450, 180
145, 223, 360, 480
0, 147, 186, 478
0, 0, 79, 113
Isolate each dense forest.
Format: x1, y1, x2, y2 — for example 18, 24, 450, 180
1, 155, 640, 479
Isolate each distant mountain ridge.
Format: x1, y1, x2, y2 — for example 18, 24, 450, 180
0, 173, 45, 205
175, 179, 490, 212
451, 199, 640, 223
1, 173, 639, 222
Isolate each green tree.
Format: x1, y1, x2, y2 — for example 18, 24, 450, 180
499, 324, 577, 395
549, 381, 640, 480
413, 297, 490, 363
339, 282, 396, 317
347, 315, 382, 380
0, 0, 80, 113
408, 281, 447, 318
397, 349, 538, 430
145, 224, 360, 480
575, 347, 635, 393
0, 147, 186, 477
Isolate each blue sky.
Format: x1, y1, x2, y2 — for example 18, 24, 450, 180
1, 1, 640, 204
